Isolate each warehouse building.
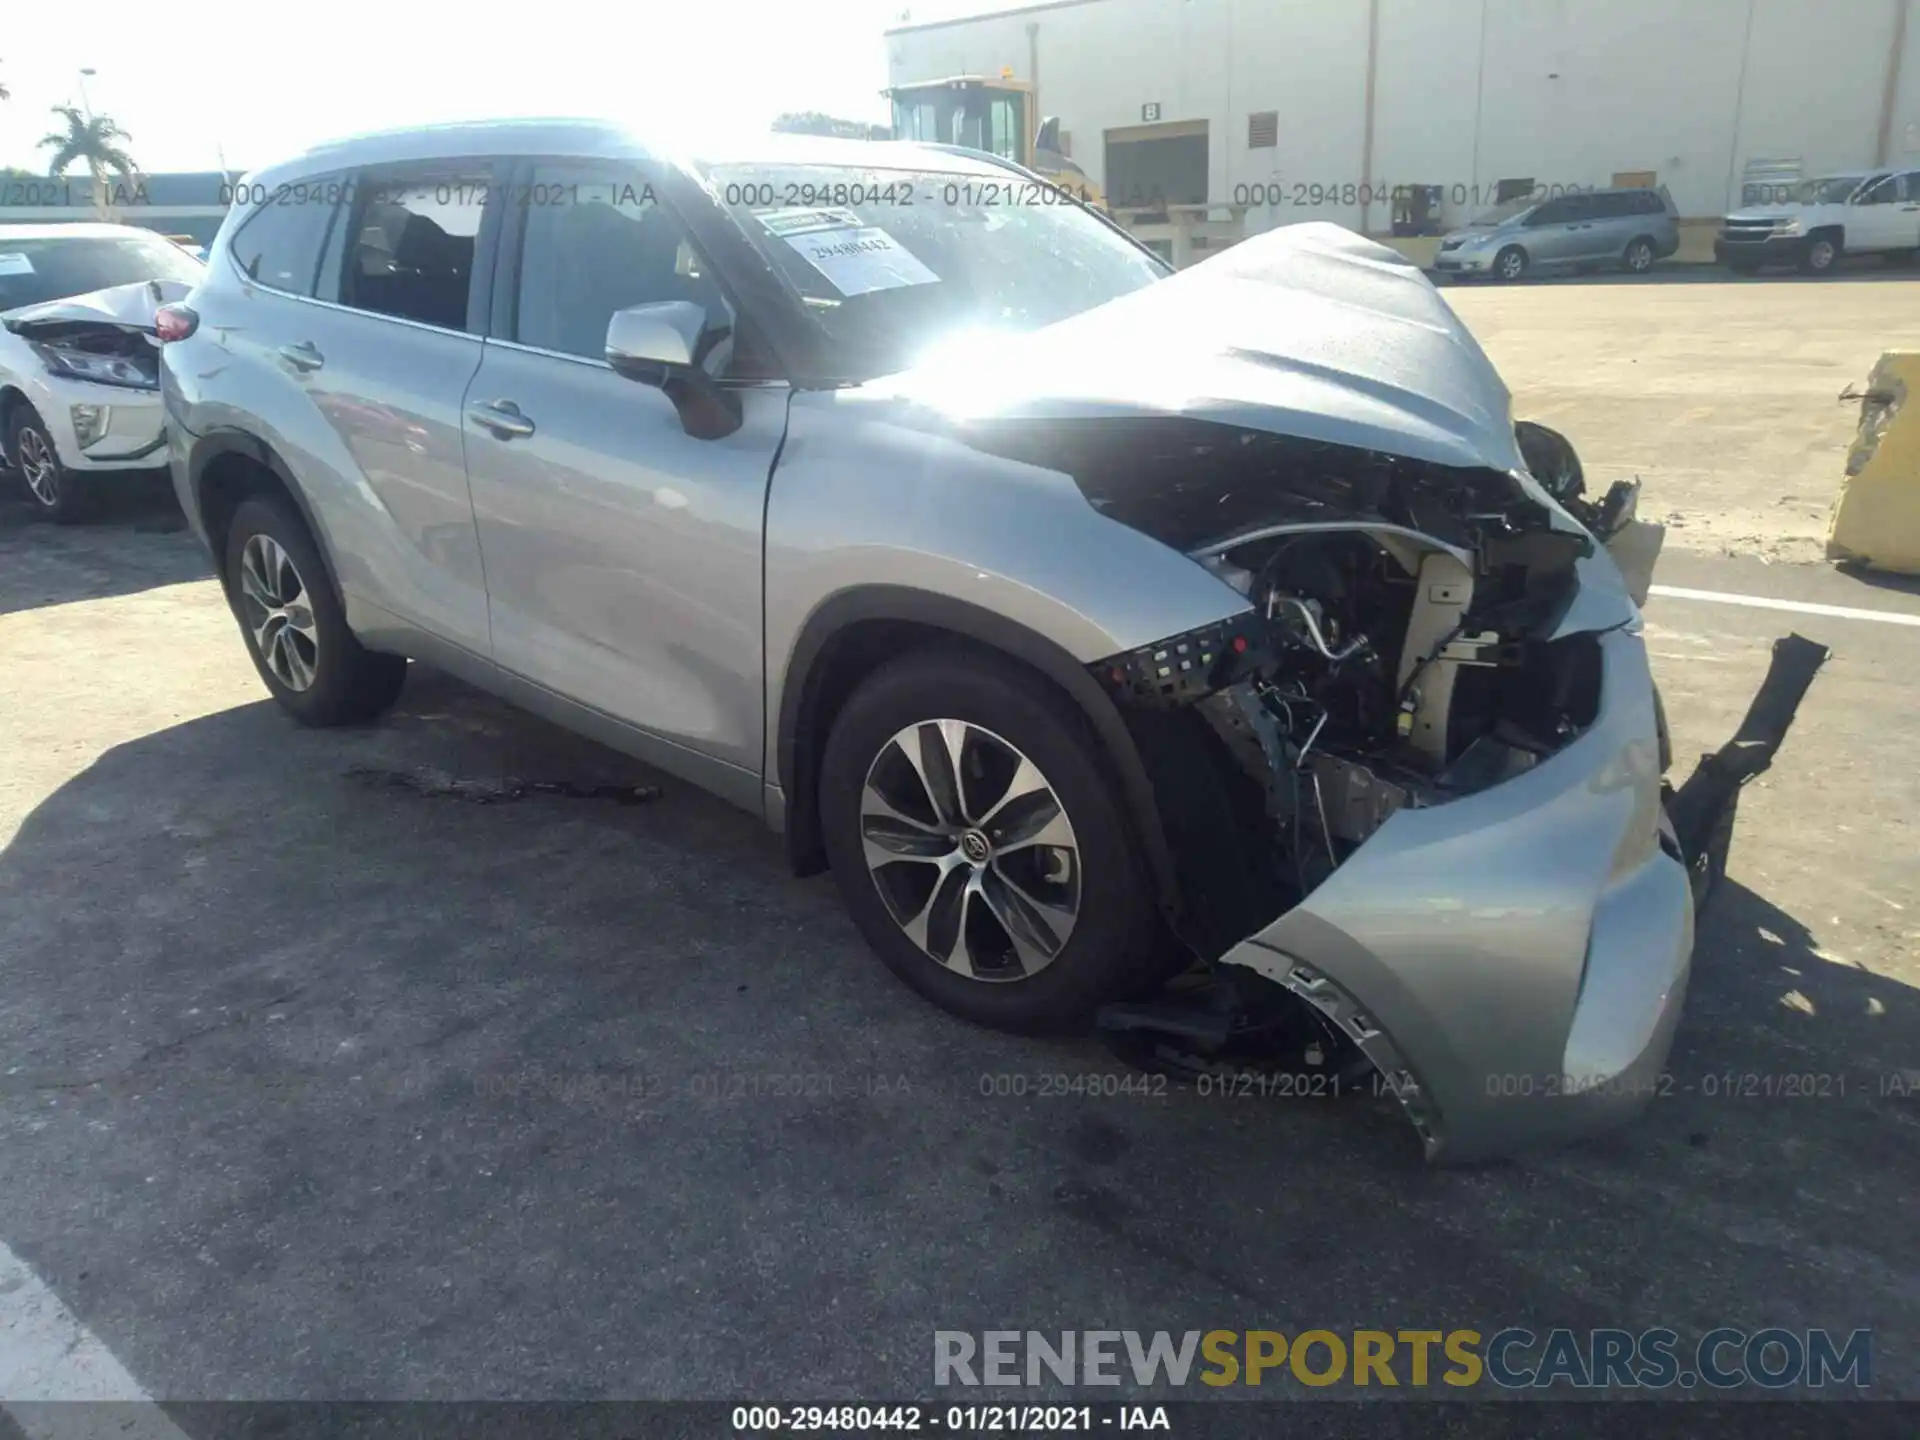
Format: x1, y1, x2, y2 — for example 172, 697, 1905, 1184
0, 171, 233, 247
886, 0, 1920, 257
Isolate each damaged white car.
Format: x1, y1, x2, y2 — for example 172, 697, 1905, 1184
1, 223, 202, 521
162, 126, 1813, 1163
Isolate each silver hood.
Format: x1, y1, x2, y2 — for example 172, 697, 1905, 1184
876, 221, 1527, 474
1, 278, 194, 335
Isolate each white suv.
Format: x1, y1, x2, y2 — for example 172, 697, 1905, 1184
0, 223, 203, 521
1716, 169, 1920, 275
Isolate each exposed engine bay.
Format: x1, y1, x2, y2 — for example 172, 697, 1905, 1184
1034, 416, 1659, 960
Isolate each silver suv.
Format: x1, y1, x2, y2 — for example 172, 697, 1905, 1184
1434, 187, 1681, 281
162, 120, 1694, 1161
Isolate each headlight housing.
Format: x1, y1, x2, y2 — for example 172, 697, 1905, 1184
1770, 217, 1805, 236
29, 340, 159, 390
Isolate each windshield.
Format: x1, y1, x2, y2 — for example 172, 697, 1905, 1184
1467, 197, 1536, 226
1796, 176, 1868, 205
709, 163, 1167, 378
0, 234, 204, 312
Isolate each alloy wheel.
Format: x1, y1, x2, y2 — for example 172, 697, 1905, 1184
17, 427, 59, 508
238, 533, 320, 691
859, 719, 1080, 981
1498, 249, 1526, 281
1627, 241, 1654, 273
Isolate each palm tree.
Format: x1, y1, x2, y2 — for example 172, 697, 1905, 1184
39, 105, 140, 214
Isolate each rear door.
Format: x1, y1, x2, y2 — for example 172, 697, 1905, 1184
1848, 173, 1919, 253
1585, 191, 1640, 258
461, 159, 789, 778
285, 160, 506, 657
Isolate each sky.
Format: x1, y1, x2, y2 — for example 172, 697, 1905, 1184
0, 0, 999, 175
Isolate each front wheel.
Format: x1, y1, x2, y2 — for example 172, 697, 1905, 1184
1799, 235, 1840, 274
819, 650, 1167, 1032
223, 495, 407, 725
1493, 245, 1529, 282
7, 406, 93, 523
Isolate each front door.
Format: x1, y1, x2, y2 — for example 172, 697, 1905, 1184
1522, 195, 1594, 266
462, 160, 789, 777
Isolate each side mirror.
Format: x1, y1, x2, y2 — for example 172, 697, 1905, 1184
604, 301, 742, 440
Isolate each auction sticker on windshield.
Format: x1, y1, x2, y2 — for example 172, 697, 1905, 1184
0, 253, 36, 276
756, 205, 938, 297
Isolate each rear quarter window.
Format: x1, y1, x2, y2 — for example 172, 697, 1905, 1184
229, 190, 336, 296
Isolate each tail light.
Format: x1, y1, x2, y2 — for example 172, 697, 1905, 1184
154, 304, 198, 342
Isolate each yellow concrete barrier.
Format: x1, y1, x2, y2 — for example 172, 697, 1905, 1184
1827, 352, 1920, 575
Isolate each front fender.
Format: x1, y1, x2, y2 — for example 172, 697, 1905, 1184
764, 390, 1256, 908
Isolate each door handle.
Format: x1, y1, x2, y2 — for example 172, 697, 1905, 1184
278, 341, 324, 373
467, 400, 536, 439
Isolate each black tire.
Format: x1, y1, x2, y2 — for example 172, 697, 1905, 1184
1798, 233, 1840, 275
222, 495, 407, 726
1493, 245, 1528, 282
6, 406, 93, 523
1622, 237, 1657, 275
819, 648, 1167, 1032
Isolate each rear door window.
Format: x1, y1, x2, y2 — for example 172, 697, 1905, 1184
230, 189, 336, 295
329, 165, 493, 332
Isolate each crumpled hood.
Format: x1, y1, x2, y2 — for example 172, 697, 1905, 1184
1, 278, 193, 335
873, 221, 1527, 474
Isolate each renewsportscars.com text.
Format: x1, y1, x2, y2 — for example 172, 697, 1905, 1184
933, 1328, 1871, 1391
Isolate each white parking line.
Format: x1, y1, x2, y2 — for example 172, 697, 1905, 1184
0, 1241, 188, 1439
1648, 584, 1920, 628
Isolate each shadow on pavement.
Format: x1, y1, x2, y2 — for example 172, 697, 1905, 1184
1836, 563, 1920, 600
0, 477, 205, 616
0, 673, 1915, 1398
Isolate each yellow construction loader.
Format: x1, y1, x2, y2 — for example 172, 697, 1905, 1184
885, 73, 1106, 210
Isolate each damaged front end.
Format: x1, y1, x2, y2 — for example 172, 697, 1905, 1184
2, 278, 189, 392
901, 222, 1814, 1162
1012, 416, 1698, 1163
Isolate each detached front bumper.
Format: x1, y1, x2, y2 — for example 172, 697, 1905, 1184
1218, 627, 1692, 1163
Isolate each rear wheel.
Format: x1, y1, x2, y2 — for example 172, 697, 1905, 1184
1493, 245, 1528, 282
1622, 237, 1657, 274
7, 406, 92, 523
819, 649, 1166, 1031
223, 495, 407, 725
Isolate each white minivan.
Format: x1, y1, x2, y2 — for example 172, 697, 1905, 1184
1716, 169, 1920, 274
